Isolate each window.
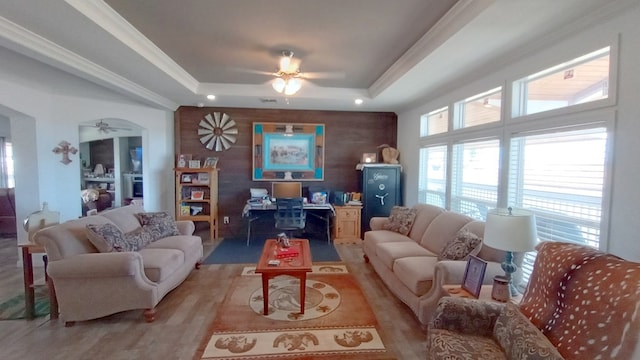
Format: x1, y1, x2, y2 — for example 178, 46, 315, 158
418, 146, 447, 207
512, 47, 610, 117
450, 139, 500, 220
420, 107, 448, 137
417, 46, 615, 287
454, 87, 502, 129
508, 127, 607, 283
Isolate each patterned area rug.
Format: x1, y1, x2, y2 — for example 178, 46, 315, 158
196, 264, 391, 359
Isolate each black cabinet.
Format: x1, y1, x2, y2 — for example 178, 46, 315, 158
359, 164, 402, 233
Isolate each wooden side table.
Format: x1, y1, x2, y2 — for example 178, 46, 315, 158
19, 242, 58, 320
254, 239, 313, 315
332, 205, 362, 244
443, 284, 522, 304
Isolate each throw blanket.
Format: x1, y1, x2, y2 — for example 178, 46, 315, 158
520, 242, 640, 359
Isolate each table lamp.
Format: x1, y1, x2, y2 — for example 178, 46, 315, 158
483, 207, 538, 296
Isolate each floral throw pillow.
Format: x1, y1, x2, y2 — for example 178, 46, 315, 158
135, 212, 180, 241
382, 206, 417, 236
438, 228, 483, 261
86, 223, 153, 252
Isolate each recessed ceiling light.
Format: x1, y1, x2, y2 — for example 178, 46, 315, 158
354, 99, 363, 105
207, 94, 216, 100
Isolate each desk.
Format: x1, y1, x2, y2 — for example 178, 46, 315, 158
18, 242, 58, 320
242, 203, 335, 245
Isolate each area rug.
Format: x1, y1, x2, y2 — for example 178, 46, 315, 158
0, 286, 49, 320
203, 238, 341, 264
195, 265, 390, 359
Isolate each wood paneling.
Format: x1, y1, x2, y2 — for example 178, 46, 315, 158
175, 106, 397, 239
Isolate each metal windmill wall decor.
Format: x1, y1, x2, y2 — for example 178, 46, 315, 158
198, 112, 238, 151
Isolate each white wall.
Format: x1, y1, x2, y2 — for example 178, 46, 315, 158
0, 46, 175, 245
397, 4, 640, 261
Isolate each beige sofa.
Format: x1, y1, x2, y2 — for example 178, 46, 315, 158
427, 241, 640, 360
34, 205, 203, 325
363, 204, 517, 326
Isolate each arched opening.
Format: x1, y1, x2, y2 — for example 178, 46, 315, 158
78, 118, 144, 214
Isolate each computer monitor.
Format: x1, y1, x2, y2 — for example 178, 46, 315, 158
272, 182, 302, 199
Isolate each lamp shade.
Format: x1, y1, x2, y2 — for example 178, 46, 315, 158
484, 208, 538, 252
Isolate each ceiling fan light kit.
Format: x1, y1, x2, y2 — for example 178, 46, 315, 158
271, 50, 303, 95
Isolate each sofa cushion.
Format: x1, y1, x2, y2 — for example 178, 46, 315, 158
135, 212, 180, 241
139, 248, 185, 282
363, 229, 415, 257
419, 211, 473, 255
86, 223, 153, 252
406, 204, 445, 243
427, 329, 506, 360
494, 302, 564, 360
438, 228, 483, 261
393, 256, 438, 296
382, 206, 417, 235
100, 204, 145, 233
376, 241, 436, 270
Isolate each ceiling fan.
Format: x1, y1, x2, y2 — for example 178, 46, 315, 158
81, 120, 132, 133
238, 50, 344, 95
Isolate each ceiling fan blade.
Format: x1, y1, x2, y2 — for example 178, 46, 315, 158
228, 67, 275, 76
302, 71, 346, 79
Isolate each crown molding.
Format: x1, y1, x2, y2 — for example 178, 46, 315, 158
66, 0, 199, 93
0, 15, 178, 110
369, 0, 494, 98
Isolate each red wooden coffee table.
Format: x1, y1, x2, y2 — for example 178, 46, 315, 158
254, 239, 312, 315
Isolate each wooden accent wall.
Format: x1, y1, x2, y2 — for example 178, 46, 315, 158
174, 106, 397, 239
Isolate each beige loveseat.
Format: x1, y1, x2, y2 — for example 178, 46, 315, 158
427, 241, 640, 359
34, 205, 203, 325
363, 204, 516, 325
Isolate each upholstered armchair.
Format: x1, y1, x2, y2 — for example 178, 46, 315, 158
427, 241, 640, 360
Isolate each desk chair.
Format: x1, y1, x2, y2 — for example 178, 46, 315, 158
274, 197, 306, 240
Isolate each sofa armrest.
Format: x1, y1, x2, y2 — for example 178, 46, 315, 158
175, 220, 195, 235
369, 217, 389, 230
47, 252, 145, 279
429, 296, 504, 337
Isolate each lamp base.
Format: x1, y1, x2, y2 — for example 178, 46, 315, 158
501, 251, 520, 297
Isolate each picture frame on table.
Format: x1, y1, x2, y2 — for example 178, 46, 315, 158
361, 152, 377, 164
191, 190, 204, 200
461, 255, 487, 298
203, 157, 218, 168
177, 154, 192, 168
188, 159, 201, 168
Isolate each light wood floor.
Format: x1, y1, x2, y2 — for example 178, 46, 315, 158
0, 236, 427, 359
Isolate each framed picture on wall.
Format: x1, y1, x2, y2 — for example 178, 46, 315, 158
252, 122, 325, 181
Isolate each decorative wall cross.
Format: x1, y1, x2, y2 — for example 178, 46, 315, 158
52, 140, 78, 165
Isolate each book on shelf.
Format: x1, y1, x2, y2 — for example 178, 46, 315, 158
180, 204, 190, 216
